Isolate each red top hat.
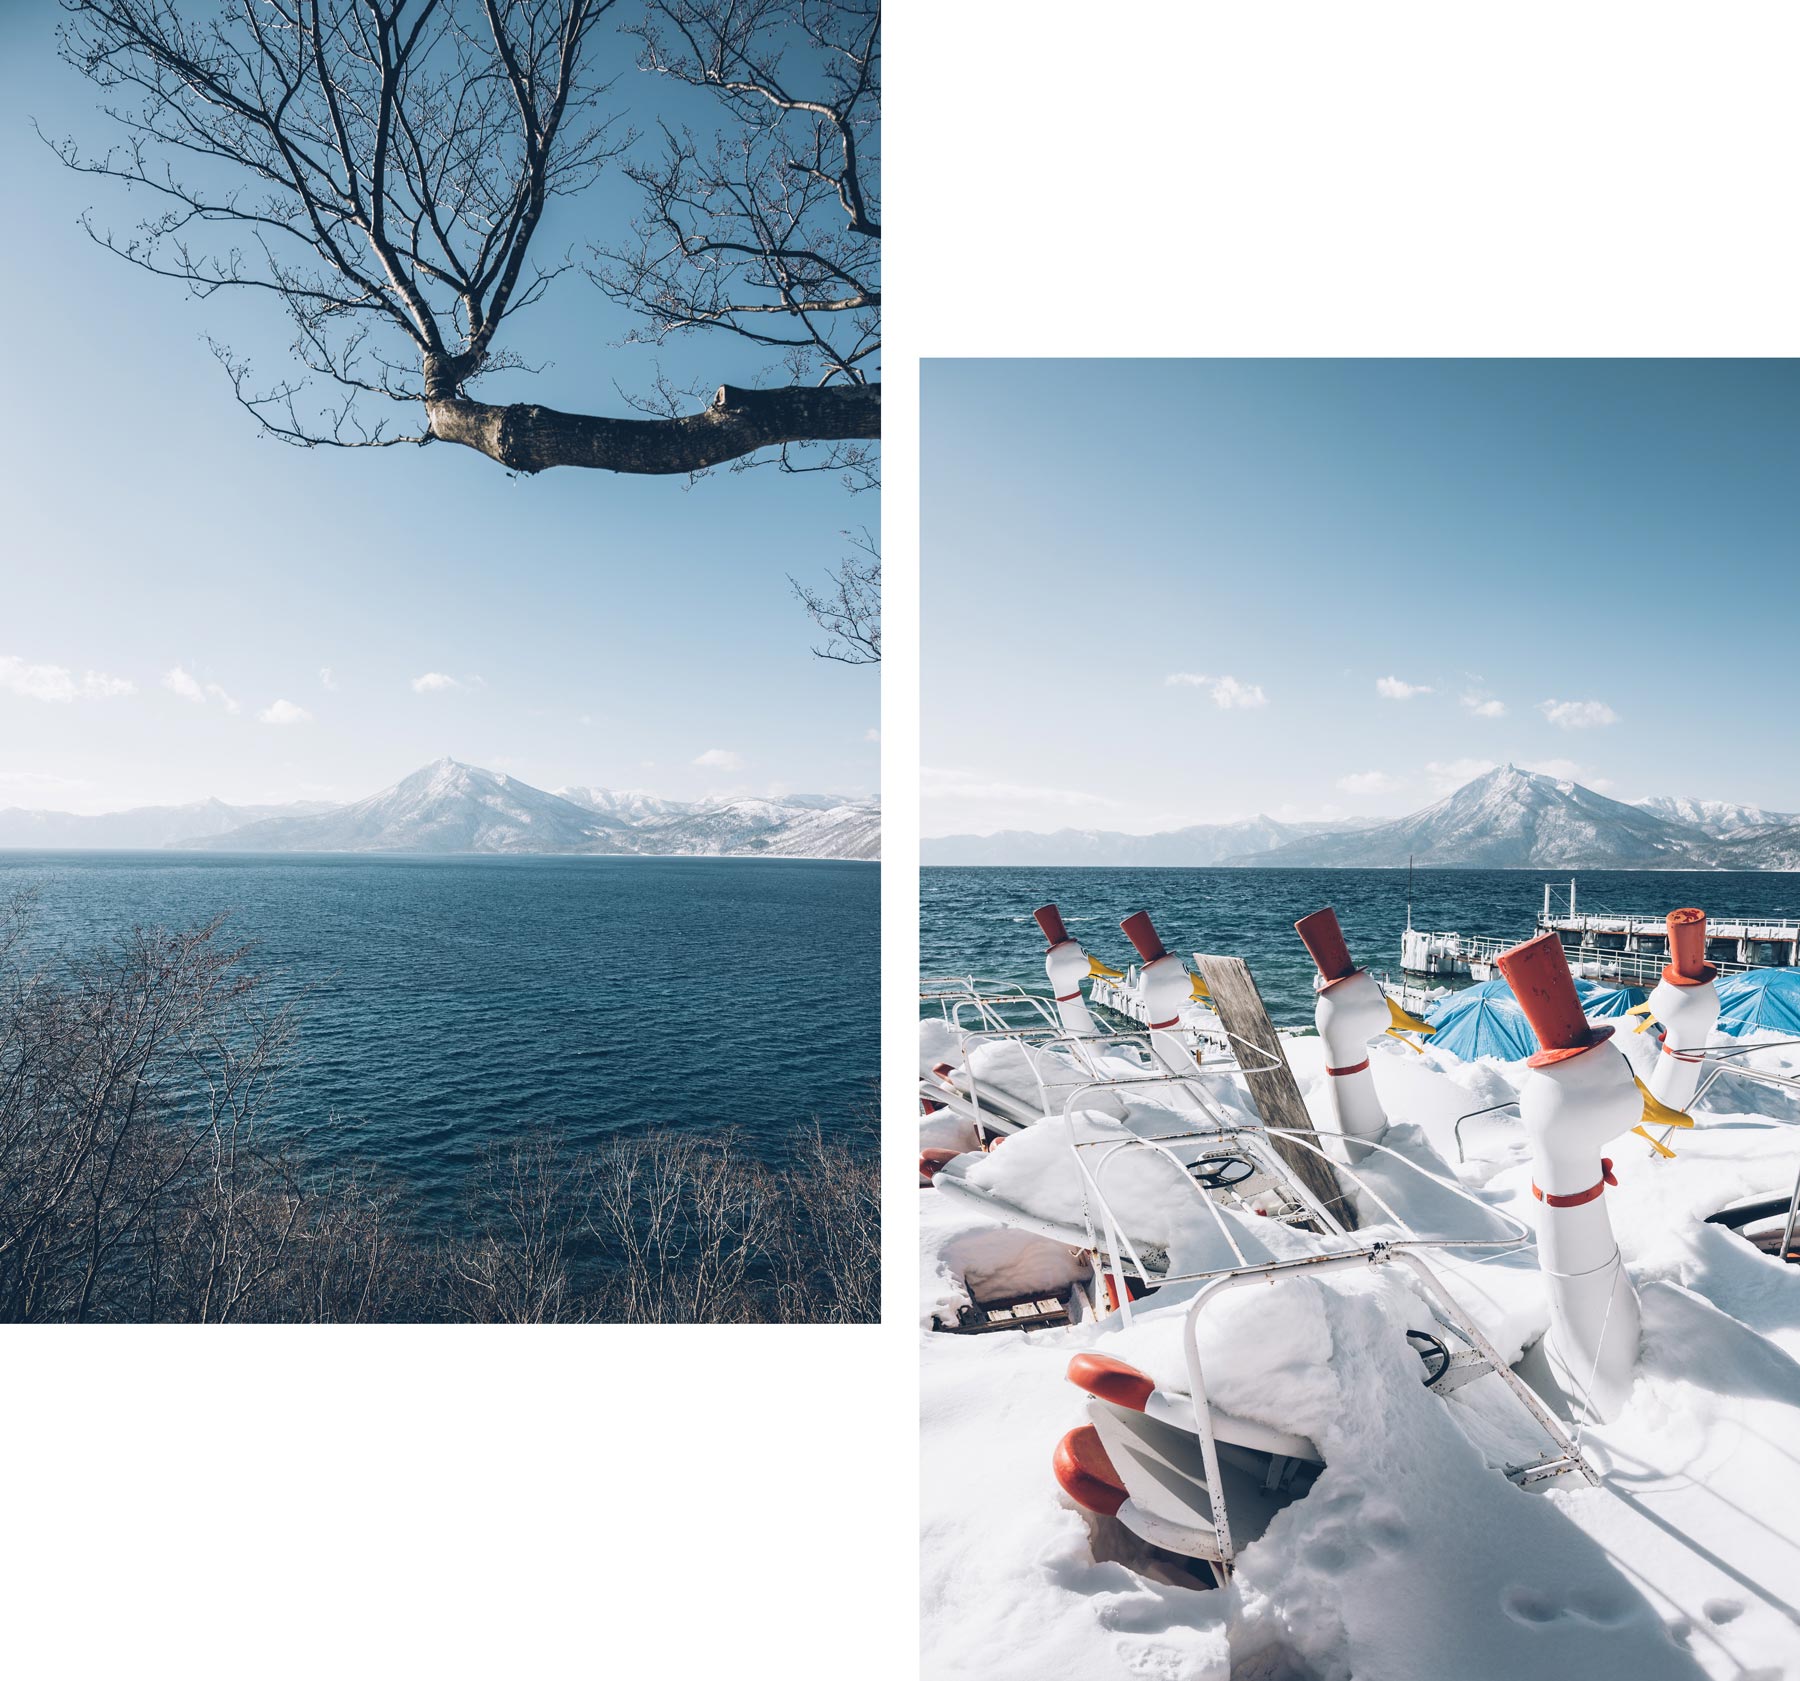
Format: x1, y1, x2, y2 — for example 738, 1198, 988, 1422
1119, 910, 1168, 963
1033, 904, 1073, 949
1495, 931, 1613, 1067
1664, 907, 1717, 987
1295, 907, 1360, 992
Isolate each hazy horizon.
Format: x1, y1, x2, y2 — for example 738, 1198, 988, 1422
0, 754, 879, 819
925, 762, 1777, 842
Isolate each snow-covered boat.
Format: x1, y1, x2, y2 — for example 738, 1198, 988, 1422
922, 899, 1800, 1679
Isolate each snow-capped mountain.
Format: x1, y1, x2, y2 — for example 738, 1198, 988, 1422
1710, 821, 1800, 872
922, 816, 1364, 867
633, 796, 881, 860
0, 797, 338, 850
0, 759, 880, 860
194, 760, 619, 854
1630, 795, 1797, 836
1238, 765, 1712, 868
554, 787, 696, 825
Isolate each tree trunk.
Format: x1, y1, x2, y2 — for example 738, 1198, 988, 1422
423, 381, 879, 475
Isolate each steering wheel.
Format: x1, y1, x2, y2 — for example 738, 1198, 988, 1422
1406, 1329, 1452, 1387
1187, 1154, 1257, 1190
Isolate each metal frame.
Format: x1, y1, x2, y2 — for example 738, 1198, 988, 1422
1181, 1243, 1599, 1575
920, 975, 1602, 1580
1453, 1035, 1800, 1165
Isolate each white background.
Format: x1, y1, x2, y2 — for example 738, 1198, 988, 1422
8, 3, 1800, 1673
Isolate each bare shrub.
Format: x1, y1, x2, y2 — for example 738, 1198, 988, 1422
0, 899, 877, 1324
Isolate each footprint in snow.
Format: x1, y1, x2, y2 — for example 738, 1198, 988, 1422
1502, 1587, 1559, 1625
1502, 1585, 1634, 1628
1703, 1597, 1745, 1626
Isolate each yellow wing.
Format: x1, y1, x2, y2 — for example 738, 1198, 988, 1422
1633, 1074, 1696, 1134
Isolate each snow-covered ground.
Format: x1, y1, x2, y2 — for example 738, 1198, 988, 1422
920, 1014, 1800, 1679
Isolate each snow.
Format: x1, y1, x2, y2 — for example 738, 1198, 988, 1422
921, 1012, 1800, 1679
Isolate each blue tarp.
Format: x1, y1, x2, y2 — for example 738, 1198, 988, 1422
1713, 968, 1800, 1037
1422, 976, 1647, 1061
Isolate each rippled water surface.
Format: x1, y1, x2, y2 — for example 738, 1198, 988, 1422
3, 853, 878, 1219
923, 866, 1800, 1027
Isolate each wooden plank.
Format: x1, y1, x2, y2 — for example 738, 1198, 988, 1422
1193, 954, 1358, 1232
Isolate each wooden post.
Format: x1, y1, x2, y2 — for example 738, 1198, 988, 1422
1193, 954, 1359, 1232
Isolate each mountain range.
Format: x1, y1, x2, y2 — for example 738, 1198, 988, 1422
924, 765, 1800, 871
918, 815, 1368, 867
0, 759, 879, 861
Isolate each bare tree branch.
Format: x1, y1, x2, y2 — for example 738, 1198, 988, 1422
789, 526, 878, 663
51, 0, 880, 475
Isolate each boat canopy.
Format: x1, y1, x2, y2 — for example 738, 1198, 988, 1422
1713, 968, 1800, 1037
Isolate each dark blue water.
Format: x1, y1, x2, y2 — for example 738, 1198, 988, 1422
923, 867, 1800, 1027
1, 853, 878, 1219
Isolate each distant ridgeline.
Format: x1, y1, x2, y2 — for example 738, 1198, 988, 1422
0, 758, 880, 861
923, 765, 1800, 871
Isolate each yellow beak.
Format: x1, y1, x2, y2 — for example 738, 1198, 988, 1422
1088, 956, 1124, 981
1625, 1000, 1658, 1034
1386, 996, 1436, 1036
1189, 972, 1211, 1002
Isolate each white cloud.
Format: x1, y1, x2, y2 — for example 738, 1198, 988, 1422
1, 655, 134, 703
1337, 770, 1403, 796
0, 770, 94, 797
258, 699, 312, 726
694, 748, 744, 770
1523, 757, 1584, 781
865, 728, 881, 743
163, 667, 239, 712
1539, 698, 1618, 730
1376, 676, 1433, 701
1209, 676, 1267, 710
411, 672, 461, 694
1460, 693, 1507, 718
923, 765, 1122, 811
1269, 799, 1347, 824
320, 667, 338, 691
1166, 672, 1268, 709
1424, 757, 1498, 795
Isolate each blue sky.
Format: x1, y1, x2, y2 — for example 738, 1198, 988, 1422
923, 358, 1800, 837
0, 7, 876, 814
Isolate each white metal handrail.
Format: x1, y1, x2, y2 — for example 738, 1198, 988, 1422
1180, 1242, 1599, 1572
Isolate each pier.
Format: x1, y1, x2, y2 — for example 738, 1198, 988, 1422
1401, 880, 1800, 989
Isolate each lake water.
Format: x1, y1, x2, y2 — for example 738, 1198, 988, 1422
1, 852, 878, 1220
922, 866, 1800, 1026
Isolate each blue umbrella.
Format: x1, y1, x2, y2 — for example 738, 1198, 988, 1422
1423, 980, 1539, 1062
1713, 969, 1800, 1037
1576, 981, 1649, 1019
1421, 976, 1644, 1060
